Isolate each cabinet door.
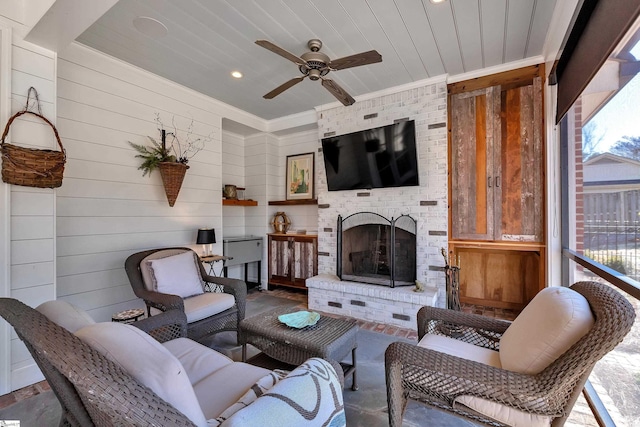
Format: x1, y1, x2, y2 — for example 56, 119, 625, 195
268, 235, 291, 285
498, 77, 544, 242
451, 78, 543, 243
292, 236, 318, 287
450, 86, 500, 240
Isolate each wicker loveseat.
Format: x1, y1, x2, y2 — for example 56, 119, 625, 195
385, 281, 636, 427
125, 247, 246, 344
0, 298, 346, 427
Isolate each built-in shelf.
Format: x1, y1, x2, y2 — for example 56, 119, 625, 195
268, 199, 318, 206
223, 199, 258, 206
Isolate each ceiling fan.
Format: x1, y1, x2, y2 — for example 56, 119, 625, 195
256, 39, 382, 106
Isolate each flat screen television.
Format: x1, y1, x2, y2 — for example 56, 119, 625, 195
321, 120, 419, 191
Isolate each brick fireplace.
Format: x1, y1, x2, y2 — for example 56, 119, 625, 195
307, 79, 448, 327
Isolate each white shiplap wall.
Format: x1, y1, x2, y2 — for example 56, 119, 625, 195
274, 129, 320, 233
1, 20, 57, 391
55, 42, 224, 321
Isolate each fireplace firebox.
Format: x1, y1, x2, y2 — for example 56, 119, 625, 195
337, 212, 416, 287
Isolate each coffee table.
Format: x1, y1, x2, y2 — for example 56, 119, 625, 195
240, 306, 359, 390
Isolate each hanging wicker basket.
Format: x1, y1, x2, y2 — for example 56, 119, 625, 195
158, 162, 189, 207
1, 109, 66, 189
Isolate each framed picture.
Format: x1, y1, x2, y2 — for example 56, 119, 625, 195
286, 152, 314, 200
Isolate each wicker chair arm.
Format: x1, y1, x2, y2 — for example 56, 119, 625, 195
385, 341, 563, 415
136, 288, 185, 313
203, 275, 247, 320
132, 309, 188, 342
417, 306, 511, 346
326, 359, 345, 389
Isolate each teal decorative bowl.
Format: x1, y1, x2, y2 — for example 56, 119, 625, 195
278, 311, 320, 328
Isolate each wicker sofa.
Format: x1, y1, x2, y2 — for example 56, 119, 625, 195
0, 298, 346, 427
385, 281, 636, 427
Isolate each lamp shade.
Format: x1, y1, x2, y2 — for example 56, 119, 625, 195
196, 228, 216, 244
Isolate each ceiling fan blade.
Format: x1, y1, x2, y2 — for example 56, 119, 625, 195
263, 76, 306, 99
329, 50, 382, 70
321, 78, 355, 106
255, 40, 307, 66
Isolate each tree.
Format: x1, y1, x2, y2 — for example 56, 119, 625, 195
609, 135, 640, 161
582, 121, 605, 160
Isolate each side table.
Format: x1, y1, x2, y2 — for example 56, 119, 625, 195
200, 254, 233, 276
111, 308, 145, 324
240, 306, 359, 390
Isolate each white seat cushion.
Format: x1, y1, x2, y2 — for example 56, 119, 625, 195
183, 292, 235, 323
147, 251, 204, 298
36, 300, 95, 333
454, 396, 551, 427
417, 333, 502, 367
163, 337, 233, 385
419, 333, 551, 427
75, 323, 207, 427
500, 286, 594, 375
192, 362, 272, 420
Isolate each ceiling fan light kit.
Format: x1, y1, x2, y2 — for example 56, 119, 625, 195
256, 39, 382, 106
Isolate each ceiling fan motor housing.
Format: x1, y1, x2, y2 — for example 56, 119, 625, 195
300, 50, 331, 80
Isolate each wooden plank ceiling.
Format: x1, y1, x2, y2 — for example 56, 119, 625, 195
75, 0, 558, 120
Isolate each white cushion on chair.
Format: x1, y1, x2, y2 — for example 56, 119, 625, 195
76, 323, 208, 427
500, 286, 594, 375
454, 396, 551, 427
163, 337, 234, 385
417, 333, 501, 367
140, 249, 187, 291
418, 333, 550, 427
184, 292, 235, 323
147, 251, 204, 298
36, 300, 95, 333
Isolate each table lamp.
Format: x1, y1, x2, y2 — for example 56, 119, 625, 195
196, 228, 216, 256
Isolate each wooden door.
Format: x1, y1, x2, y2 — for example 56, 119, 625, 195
498, 77, 544, 242
292, 236, 318, 287
450, 86, 500, 240
268, 235, 291, 286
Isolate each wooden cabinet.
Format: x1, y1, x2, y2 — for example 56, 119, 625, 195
268, 233, 317, 290
448, 65, 546, 309
450, 76, 544, 242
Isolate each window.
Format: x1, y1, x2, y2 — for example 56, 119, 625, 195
561, 15, 640, 427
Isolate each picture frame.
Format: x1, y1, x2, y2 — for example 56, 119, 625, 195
286, 152, 314, 200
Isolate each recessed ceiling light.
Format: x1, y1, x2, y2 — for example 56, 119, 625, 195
231, 71, 243, 79
133, 16, 168, 39
430, 0, 447, 3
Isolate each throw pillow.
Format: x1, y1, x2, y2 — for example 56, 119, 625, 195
148, 251, 204, 298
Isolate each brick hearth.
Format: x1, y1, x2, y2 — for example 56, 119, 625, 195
307, 274, 439, 328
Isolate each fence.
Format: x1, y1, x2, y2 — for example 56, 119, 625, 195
583, 220, 640, 280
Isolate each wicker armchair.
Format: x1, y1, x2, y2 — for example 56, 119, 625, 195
125, 247, 246, 344
0, 298, 193, 426
385, 281, 636, 427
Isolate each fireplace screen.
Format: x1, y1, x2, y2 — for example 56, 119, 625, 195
337, 212, 416, 287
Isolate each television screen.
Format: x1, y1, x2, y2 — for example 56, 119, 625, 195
321, 120, 419, 191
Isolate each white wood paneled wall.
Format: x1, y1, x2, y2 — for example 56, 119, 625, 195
55, 43, 223, 321
2, 28, 57, 391
275, 129, 320, 233
222, 129, 246, 239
